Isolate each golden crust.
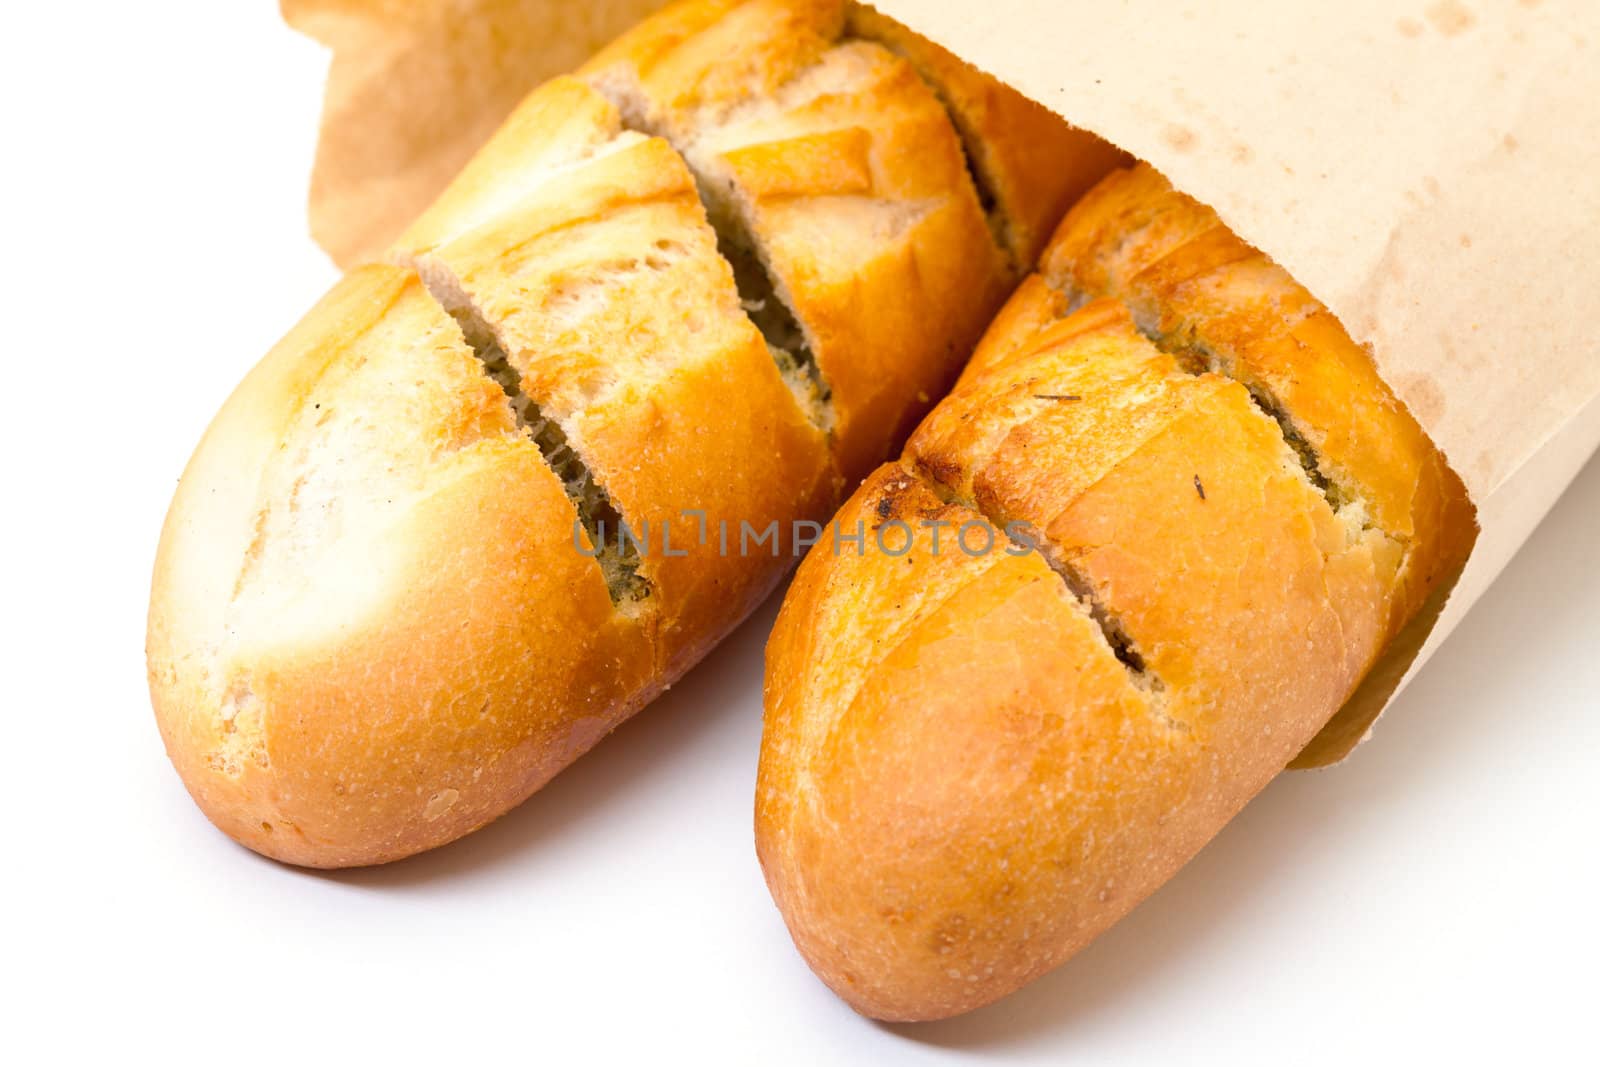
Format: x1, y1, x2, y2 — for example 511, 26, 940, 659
758, 169, 1476, 1018
148, 266, 652, 867
760, 467, 1175, 1022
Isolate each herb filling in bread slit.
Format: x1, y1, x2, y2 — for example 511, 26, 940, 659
578, 108, 837, 437
702, 195, 834, 431
443, 306, 650, 606
1136, 326, 1355, 512
1010, 525, 1156, 685
914, 475, 1159, 688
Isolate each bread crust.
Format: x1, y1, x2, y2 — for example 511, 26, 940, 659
757, 168, 1476, 1019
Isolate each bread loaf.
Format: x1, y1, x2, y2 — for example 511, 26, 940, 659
756, 163, 1476, 1020
146, 0, 1118, 867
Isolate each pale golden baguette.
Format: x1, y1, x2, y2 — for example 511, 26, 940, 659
756, 163, 1476, 1020
147, 0, 1117, 867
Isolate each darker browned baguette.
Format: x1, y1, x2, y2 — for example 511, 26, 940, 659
756, 163, 1475, 1020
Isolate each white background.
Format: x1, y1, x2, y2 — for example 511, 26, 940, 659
5, 3, 1597, 1063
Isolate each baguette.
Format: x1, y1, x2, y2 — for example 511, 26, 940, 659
146, 0, 1118, 867
756, 163, 1477, 1020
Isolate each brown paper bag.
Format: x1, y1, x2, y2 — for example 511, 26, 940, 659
283, 0, 1600, 765
283, 0, 672, 265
